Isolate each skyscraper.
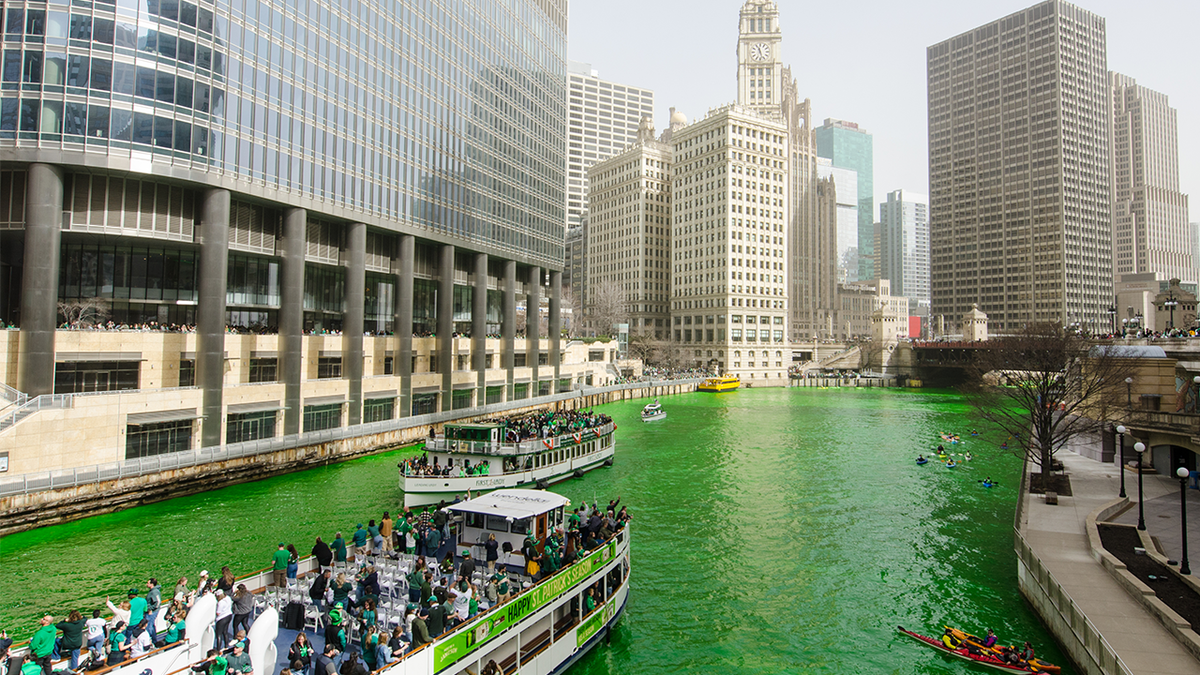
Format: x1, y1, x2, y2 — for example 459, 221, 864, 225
587, 120, 673, 338
928, 0, 1112, 332
878, 190, 931, 313
669, 105, 790, 380
814, 119, 874, 282
564, 62, 655, 319
1110, 73, 1193, 282
816, 159, 859, 284
566, 62, 656, 232
0, 0, 571, 450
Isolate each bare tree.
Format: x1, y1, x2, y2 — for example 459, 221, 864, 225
961, 323, 1135, 487
560, 287, 581, 337
586, 279, 628, 338
57, 298, 110, 328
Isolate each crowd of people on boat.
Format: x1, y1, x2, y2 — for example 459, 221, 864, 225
399, 455, 492, 478
3, 494, 630, 675
497, 409, 612, 442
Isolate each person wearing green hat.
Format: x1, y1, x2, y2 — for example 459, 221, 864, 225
424, 597, 446, 637
351, 524, 368, 560
224, 641, 252, 674
323, 605, 347, 666
126, 588, 147, 638
272, 543, 289, 587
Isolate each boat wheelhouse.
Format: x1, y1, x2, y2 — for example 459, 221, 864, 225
401, 416, 616, 507
697, 375, 740, 392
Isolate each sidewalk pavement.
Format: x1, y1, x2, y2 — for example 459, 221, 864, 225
1020, 449, 1200, 674
1108, 464, 1200, 566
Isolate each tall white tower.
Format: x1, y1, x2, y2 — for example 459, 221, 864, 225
736, 1, 783, 114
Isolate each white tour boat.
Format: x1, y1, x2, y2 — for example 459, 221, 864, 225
640, 401, 666, 422
401, 414, 616, 508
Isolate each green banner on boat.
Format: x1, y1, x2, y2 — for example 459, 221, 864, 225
433, 540, 618, 671
575, 597, 616, 648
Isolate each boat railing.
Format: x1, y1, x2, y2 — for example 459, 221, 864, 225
424, 421, 616, 456
0, 379, 698, 497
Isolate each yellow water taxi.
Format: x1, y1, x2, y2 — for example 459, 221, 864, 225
698, 374, 741, 392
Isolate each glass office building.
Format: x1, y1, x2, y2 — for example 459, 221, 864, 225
0, 0, 570, 447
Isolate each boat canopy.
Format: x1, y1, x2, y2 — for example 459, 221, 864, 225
447, 488, 571, 520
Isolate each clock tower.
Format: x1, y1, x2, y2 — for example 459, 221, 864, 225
737, 0, 783, 113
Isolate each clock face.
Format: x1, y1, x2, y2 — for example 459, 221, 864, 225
751, 43, 771, 61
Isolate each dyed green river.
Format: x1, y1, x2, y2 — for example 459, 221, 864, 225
0, 388, 1071, 674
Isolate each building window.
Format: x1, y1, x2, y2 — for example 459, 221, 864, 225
317, 357, 342, 379
538, 352, 549, 366
178, 359, 195, 387
126, 420, 193, 459
515, 353, 528, 367
412, 393, 438, 416
452, 389, 473, 410
226, 411, 276, 444
364, 398, 395, 423
485, 386, 504, 405
539, 381, 551, 397
303, 404, 341, 432
249, 358, 277, 383
382, 357, 394, 375
513, 383, 529, 400
54, 360, 140, 394
588, 351, 603, 362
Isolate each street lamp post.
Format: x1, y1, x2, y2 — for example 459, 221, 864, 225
1135, 441, 1148, 530
1126, 376, 1133, 409
1108, 305, 1117, 335
1178, 466, 1192, 575
1116, 424, 1127, 498
1165, 292, 1179, 331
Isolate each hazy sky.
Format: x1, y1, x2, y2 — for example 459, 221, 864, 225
569, 0, 1198, 217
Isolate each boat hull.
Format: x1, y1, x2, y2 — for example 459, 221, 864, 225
641, 412, 666, 422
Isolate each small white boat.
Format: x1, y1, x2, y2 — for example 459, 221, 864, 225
641, 401, 666, 422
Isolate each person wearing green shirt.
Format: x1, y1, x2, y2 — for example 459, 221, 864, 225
20, 655, 43, 675
332, 532, 348, 562
164, 613, 187, 644
367, 520, 382, 555
106, 623, 129, 666
397, 519, 414, 555
272, 542, 289, 587
29, 616, 56, 675
351, 524, 368, 559
126, 589, 147, 635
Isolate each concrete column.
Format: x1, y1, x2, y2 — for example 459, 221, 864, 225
527, 265, 540, 396
196, 188, 231, 447
343, 222, 366, 426
17, 163, 64, 396
396, 235, 414, 417
279, 208, 306, 435
503, 260, 516, 400
438, 244, 454, 411
550, 270, 561, 392
472, 253, 488, 402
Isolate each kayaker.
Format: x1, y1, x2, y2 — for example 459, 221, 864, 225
1020, 641, 1035, 662
983, 628, 997, 648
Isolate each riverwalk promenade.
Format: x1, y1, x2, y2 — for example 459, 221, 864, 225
1019, 448, 1200, 674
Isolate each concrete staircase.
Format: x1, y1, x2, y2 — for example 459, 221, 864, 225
803, 345, 862, 373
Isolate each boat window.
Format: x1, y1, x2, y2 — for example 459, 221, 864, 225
485, 515, 510, 532
511, 517, 530, 535
465, 512, 485, 529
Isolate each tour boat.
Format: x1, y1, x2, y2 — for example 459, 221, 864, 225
640, 401, 666, 422
697, 375, 740, 392
401, 417, 615, 508
19, 489, 630, 675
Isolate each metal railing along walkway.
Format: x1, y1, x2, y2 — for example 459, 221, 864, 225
0, 378, 697, 498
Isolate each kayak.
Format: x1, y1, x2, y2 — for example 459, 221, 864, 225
898, 626, 1061, 673
944, 626, 1060, 674
946, 460, 957, 468
916, 457, 929, 465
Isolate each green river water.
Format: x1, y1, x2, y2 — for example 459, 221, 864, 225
0, 388, 1071, 674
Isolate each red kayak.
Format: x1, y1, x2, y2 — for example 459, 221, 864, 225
897, 626, 1059, 673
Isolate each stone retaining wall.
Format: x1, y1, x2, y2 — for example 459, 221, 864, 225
0, 381, 691, 535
